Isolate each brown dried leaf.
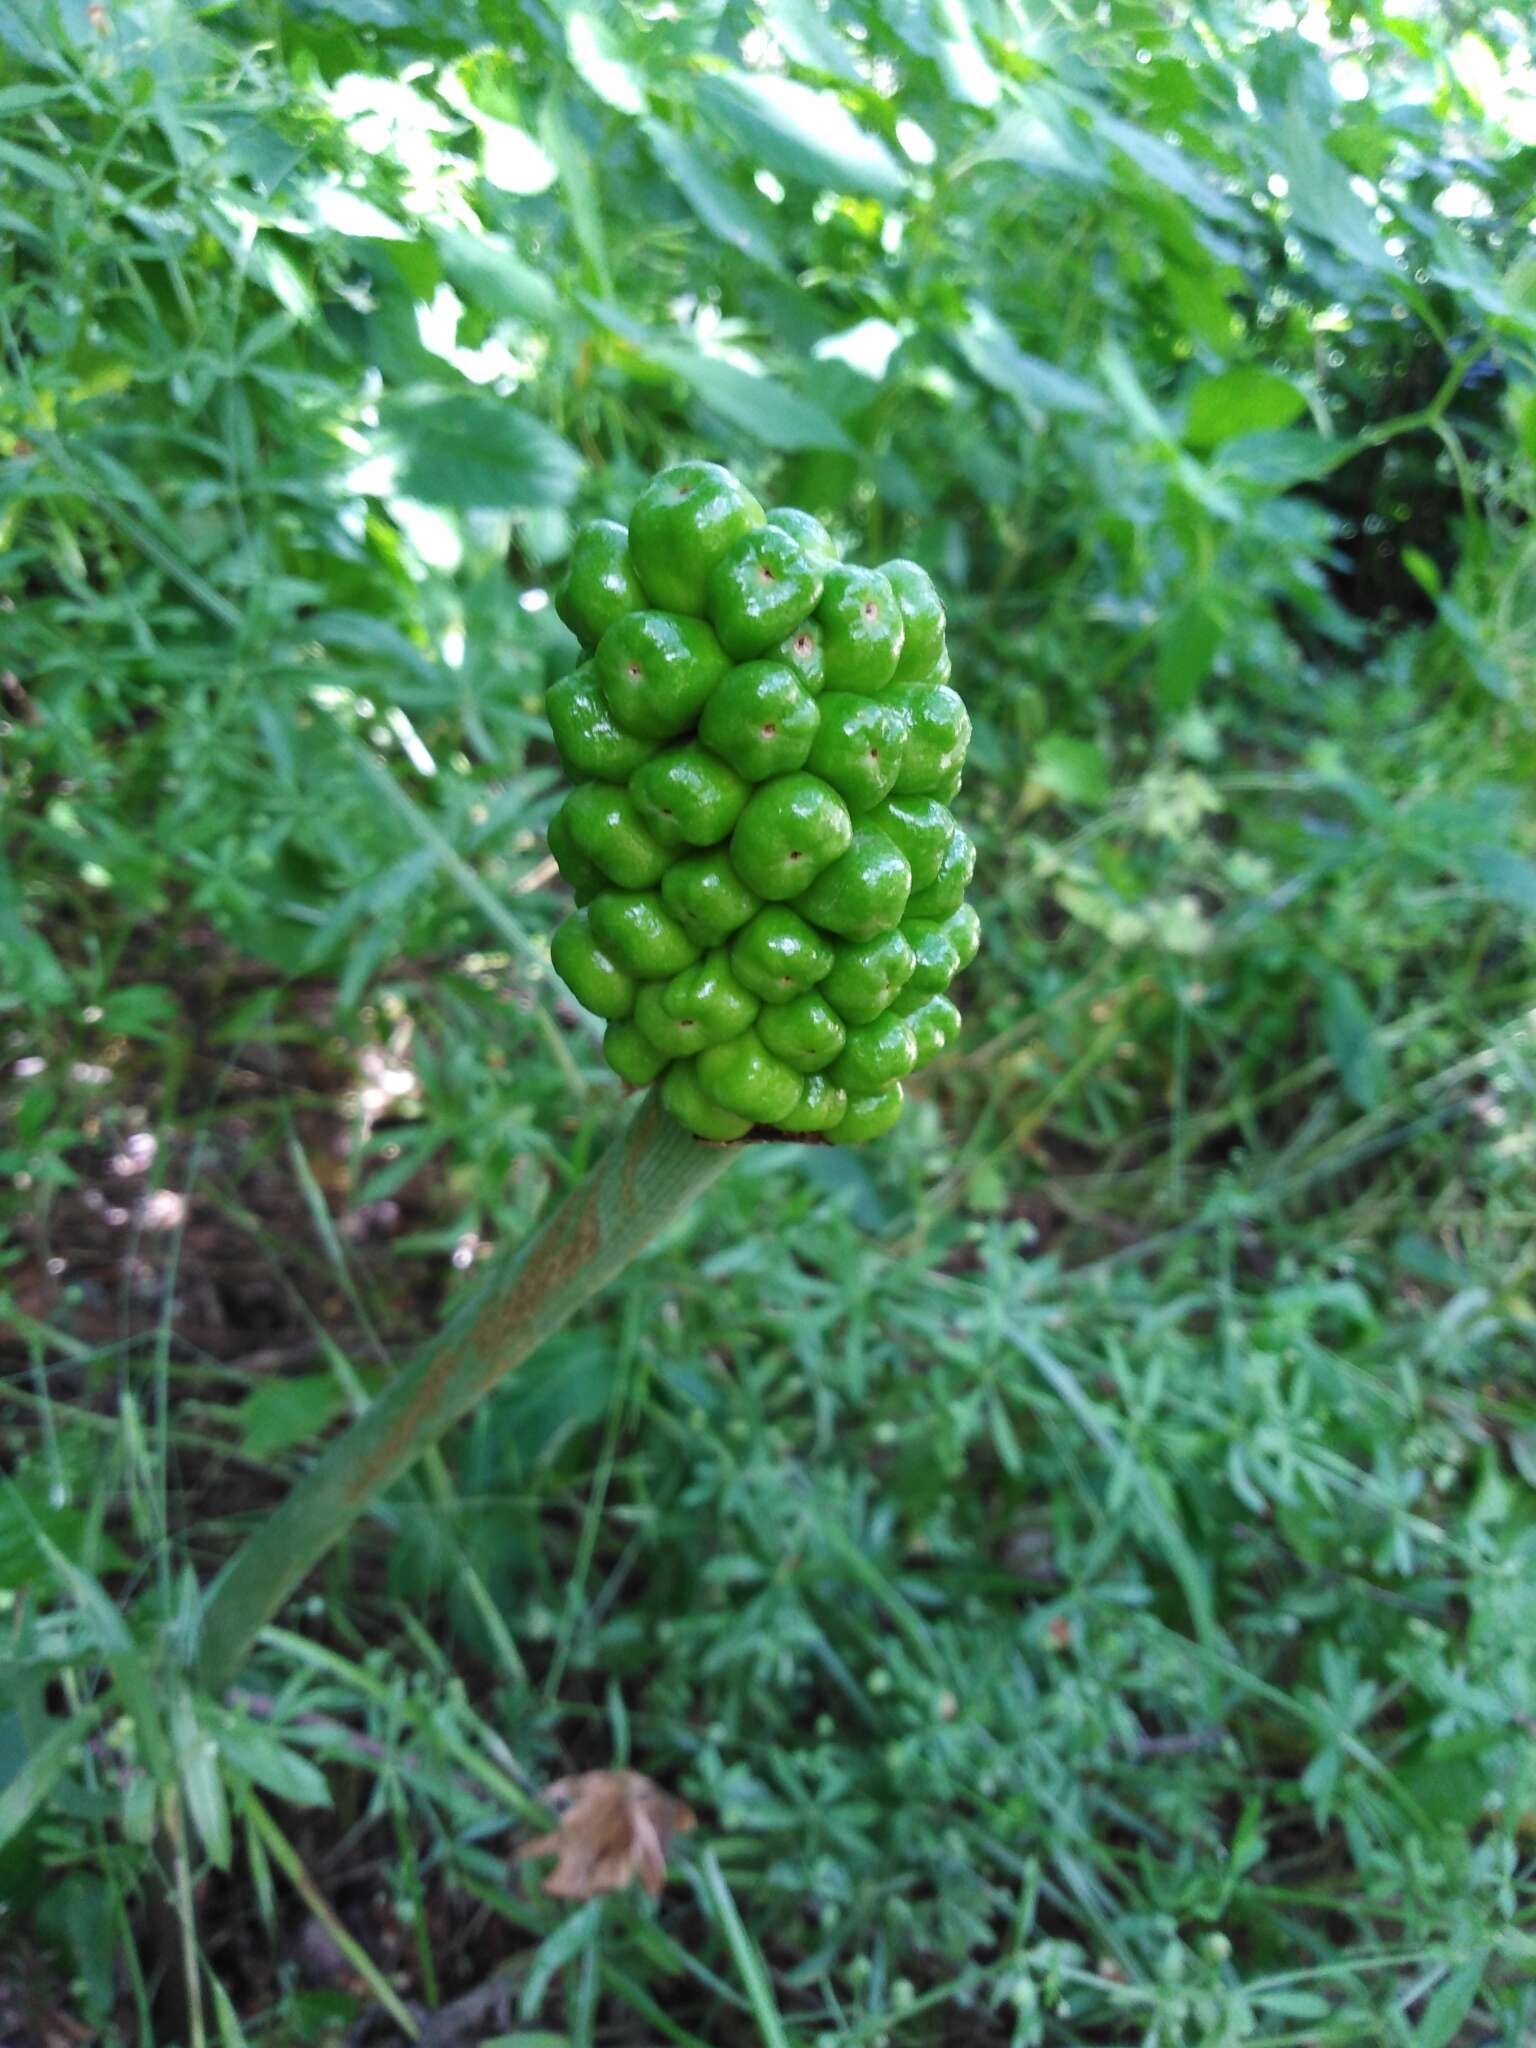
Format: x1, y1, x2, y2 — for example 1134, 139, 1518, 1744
516, 1769, 696, 1901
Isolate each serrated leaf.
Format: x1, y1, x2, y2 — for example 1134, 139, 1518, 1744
382, 393, 583, 510
697, 71, 904, 201
1186, 367, 1307, 449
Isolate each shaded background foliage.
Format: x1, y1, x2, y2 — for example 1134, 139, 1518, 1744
2, 0, 1536, 2042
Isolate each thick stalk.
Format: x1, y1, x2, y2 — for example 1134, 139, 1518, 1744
197, 1091, 731, 1694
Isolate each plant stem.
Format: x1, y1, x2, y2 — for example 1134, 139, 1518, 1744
196, 1091, 732, 1694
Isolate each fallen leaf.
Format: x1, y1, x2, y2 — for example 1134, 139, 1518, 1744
516, 1769, 696, 1900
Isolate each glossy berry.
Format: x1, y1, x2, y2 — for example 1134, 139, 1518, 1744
831, 1084, 905, 1145
631, 743, 748, 848
629, 461, 764, 615
559, 785, 670, 890
757, 992, 846, 1073
764, 505, 838, 570
869, 796, 954, 891
829, 1013, 918, 1094
707, 526, 824, 660
550, 913, 635, 1020
556, 520, 644, 647
698, 661, 820, 781
546, 667, 658, 783
818, 930, 916, 1025
775, 1071, 847, 1133
660, 849, 758, 947
663, 1058, 752, 1141
637, 951, 759, 1052
730, 773, 853, 902
604, 1019, 668, 1087
804, 693, 906, 812
546, 465, 972, 1142
905, 825, 975, 920
597, 611, 730, 739
816, 564, 904, 693
796, 825, 912, 940
887, 681, 971, 795
697, 1028, 803, 1125
777, 620, 826, 697
881, 558, 946, 680
730, 905, 834, 1004
588, 891, 700, 978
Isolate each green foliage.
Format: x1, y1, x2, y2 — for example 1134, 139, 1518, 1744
2, 0, 1535, 2040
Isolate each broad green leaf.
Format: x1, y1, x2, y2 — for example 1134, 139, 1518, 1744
963, 96, 1107, 186
652, 347, 853, 451
566, 10, 645, 115
0, 1706, 103, 1851
1092, 106, 1242, 223
541, 88, 611, 291
761, 0, 860, 81
1033, 735, 1110, 805
0, 135, 74, 191
697, 71, 904, 201
232, 1374, 346, 1460
216, 1719, 331, 1808
644, 121, 785, 273
1186, 367, 1307, 449
1464, 844, 1536, 912
434, 227, 561, 321
173, 1691, 231, 1871
1156, 595, 1222, 709
1413, 1962, 1485, 2048
381, 393, 583, 510
1319, 970, 1385, 1109
1274, 95, 1392, 273
954, 303, 1104, 418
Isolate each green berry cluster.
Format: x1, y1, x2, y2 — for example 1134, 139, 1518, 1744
547, 462, 977, 1143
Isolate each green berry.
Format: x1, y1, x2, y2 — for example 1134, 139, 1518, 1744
631, 742, 749, 848
902, 992, 962, 1067
596, 611, 730, 739
764, 505, 838, 571
663, 1057, 753, 1141
818, 929, 916, 1025
902, 919, 961, 996
697, 1028, 804, 1125
880, 558, 946, 680
555, 520, 644, 647
730, 905, 834, 1004
706, 526, 825, 660
757, 992, 846, 1073
629, 461, 765, 615
546, 803, 603, 904
660, 849, 758, 947
775, 1070, 848, 1134
830, 1083, 905, 1145
698, 661, 820, 781
905, 826, 974, 919
730, 773, 853, 902
560, 784, 670, 890
869, 796, 954, 891
550, 912, 635, 1020
604, 1018, 668, 1087
804, 693, 907, 812
777, 620, 826, 697
945, 902, 981, 971
588, 890, 700, 978
546, 666, 658, 784
796, 825, 912, 940
888, 681, 971, 795
829, 1013, 918, 1094
816, 564, 904, 693
636, 952, 758, 1056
